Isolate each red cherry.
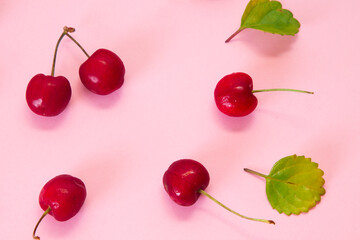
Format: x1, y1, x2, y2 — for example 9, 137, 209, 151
79, 49, 125, 95
214, 72, 258, 117
163, 159, 210, 206
26, 74, 71, 116
214, 72, 314, 117
39, 174, 86, 221
25, 27, 77, 117
163, 159, 275, 224
33, 174, 86, 239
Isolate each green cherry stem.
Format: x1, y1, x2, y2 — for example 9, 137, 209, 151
252, 88, 314, 94
33, 206, 51, 240
198, 189, 275, 225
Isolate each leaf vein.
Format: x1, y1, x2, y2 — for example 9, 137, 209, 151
270, 162, 312, 177
270, 180, 298, 211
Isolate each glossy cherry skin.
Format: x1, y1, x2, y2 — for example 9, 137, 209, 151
26, 74, 71, 116
214, 72, 258, 117
39, 174, 86, 221
163, 159, 210, 206
79, 48, 125, 95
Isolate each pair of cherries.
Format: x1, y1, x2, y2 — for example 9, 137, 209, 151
26, 27, 125, 117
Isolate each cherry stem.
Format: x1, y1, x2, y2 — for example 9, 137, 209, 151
225, 28, 244, 43
50, 26, 90, 76
33, 206, 51, 240
198, 189, 275, 225
252, 88, 314, 94
64, 30, 90, 58
51, 28, 68, 76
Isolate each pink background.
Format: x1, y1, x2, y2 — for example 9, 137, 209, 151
1, 0, 359, 239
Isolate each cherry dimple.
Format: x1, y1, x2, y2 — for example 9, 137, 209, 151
214, 72, 258, 117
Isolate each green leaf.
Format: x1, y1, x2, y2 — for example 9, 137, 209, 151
226, 0, 300, 42
244, 155, 325, 215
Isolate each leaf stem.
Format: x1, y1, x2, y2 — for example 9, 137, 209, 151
245, 168, 300, 186
33, 206, 51, 240
225, 28, 244, 43
244, 168, 269, 179
198, 189, 275, 225
252, 89, 314, 94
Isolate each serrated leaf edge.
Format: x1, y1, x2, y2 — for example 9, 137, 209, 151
267, 179, 323, 215
266, 155, 325, 215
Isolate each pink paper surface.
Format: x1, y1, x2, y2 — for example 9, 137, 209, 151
1, 0, 359, 239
